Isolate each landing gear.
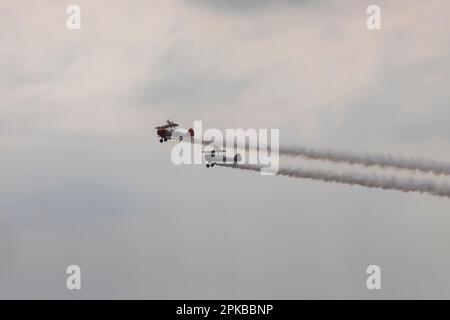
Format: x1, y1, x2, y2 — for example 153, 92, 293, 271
164, 137, 168, 142
206, 164, 210, 168
211, 163, 215, 167
159, 138, 163, 143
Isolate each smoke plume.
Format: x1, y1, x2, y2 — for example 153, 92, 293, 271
277, 146, 450, 176
219, 164, 450, 199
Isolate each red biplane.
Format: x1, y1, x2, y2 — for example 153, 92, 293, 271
155, 119, 194, 143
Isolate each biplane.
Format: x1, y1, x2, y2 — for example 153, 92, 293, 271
202, 146, 242, 168
155, 120, 194, 143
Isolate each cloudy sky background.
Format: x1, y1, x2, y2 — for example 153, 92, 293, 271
1, 0, 450, 299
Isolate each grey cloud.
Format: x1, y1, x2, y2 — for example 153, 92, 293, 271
188, 0, 312, 12
324, 56, 450, 146
136, 49, 252, 114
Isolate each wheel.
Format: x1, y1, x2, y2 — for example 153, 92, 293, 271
159, 138, 163, 143
211, 163, 215, 167
164, 137, 168, 142
206, 164, 210, 168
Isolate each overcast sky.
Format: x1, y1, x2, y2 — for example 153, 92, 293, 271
1, 0, 450, 299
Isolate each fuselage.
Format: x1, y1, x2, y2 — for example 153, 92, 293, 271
157, 127, 194, 143
204, 151, 241, 167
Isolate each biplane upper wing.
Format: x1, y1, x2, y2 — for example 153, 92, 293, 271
154, 122, 179, 129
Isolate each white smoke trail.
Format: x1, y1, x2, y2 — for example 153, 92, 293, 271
192, 134, 450, 176
277, 146, 450, 176
218, 164, 450, 199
